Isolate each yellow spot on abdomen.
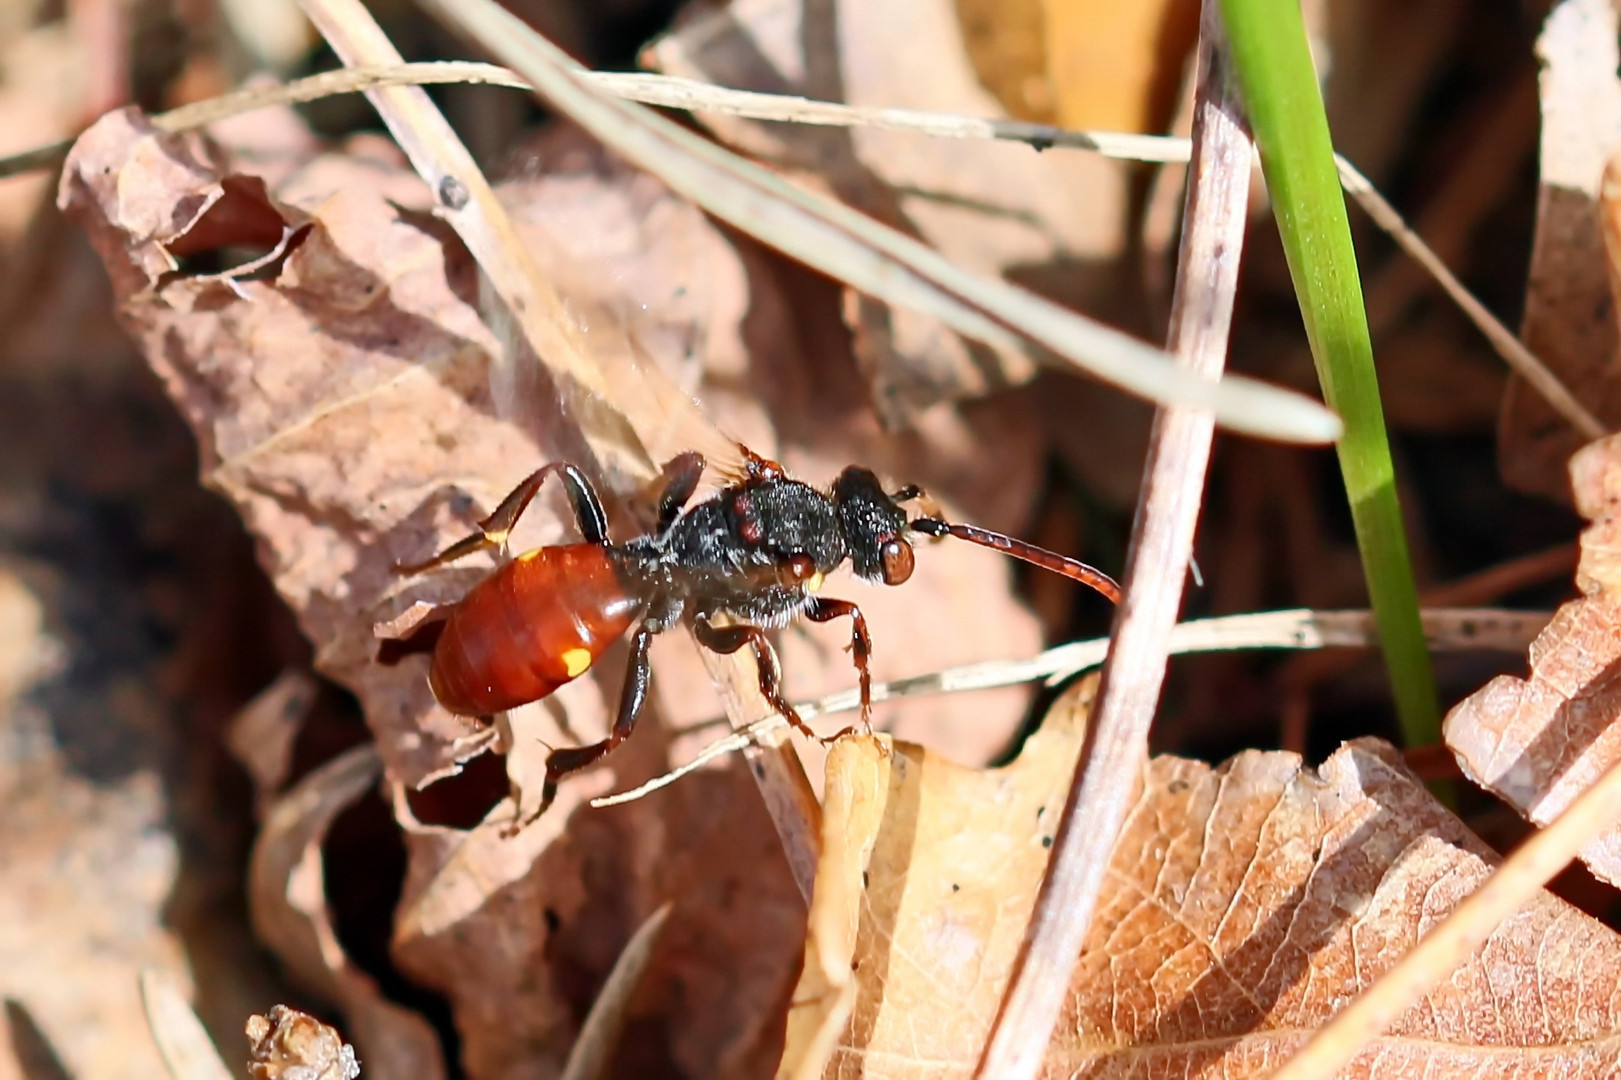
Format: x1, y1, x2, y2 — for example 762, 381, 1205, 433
516, 548, 542, 563
561, 648, 594, 677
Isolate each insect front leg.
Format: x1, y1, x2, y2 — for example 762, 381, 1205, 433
804, 596, 874, 736
398, 462, 609, 575
693, 619, 833, 745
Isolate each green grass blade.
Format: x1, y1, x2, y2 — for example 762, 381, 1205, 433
1218, 0, 1440, 745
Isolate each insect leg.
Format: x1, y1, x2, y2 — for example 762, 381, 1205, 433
693, 619, 831, 745
508, 623, 656, 830
653, 451, 706, 533
398, 462, 609, 574
890, 483, 945, 522
803, 597, 874, 735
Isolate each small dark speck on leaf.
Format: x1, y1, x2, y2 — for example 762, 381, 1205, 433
862, 870, 870, 888
950, 883, 960, 893
437, 174, 470, 210
1041, 835, 1053, 849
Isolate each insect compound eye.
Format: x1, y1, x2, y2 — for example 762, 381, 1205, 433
878, 536, 915, 585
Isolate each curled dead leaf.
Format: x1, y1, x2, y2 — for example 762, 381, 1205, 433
225, 670, 320, 813
248, 745, 445, 1080
1499, 0, 1621, 500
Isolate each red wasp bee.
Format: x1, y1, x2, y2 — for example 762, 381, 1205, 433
380, 444, 1120, 823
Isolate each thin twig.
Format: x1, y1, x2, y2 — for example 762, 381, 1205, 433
413, 1, 1340, 442
140, 970, 234, 1080
10, 61, 1590, 439
1336, 158, 1606, 440
1268, 753, 1621, 1080
591, 606, 1547, 809
0, 61, 1184, 181
977, 10, 1248, 1075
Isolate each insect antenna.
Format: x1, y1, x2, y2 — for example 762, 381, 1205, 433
908, 518, 1122, 604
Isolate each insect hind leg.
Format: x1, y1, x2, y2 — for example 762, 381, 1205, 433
505, 623, 656, 832
398, 462, 609, 575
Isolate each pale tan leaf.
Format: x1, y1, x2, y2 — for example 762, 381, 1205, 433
792, 681, 1621, 1078
783, 679, 1094, 1080
1445, 430, 1621, 884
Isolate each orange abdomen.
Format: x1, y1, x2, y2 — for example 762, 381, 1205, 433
428, 544, 642, 715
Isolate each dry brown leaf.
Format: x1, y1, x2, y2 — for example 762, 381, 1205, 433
392, 762, 805, 1080
57, 108, 810, 1080
58, 107, 532, 791
1445, 430, 1621, 884
647, 0, 1132, 421
248, 745, 446, 1080
1318, 0, 1470, 185
1499, 0, 1621, 501
59, 95, 1072, 1078
557, 903, 672, 1080
789, 679, 1621, 1078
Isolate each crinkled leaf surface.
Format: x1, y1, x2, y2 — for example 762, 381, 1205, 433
1447, 429, 1621, 885
790, 680, 1621, 1078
